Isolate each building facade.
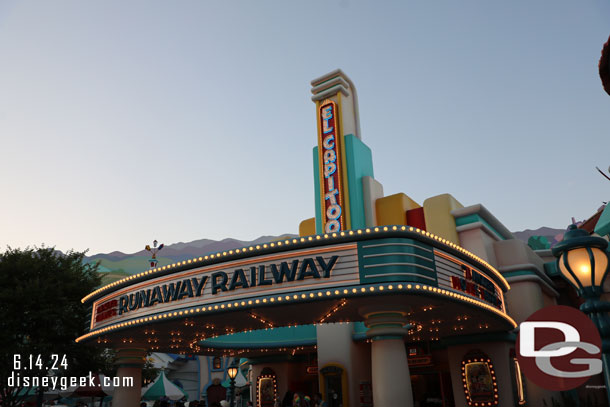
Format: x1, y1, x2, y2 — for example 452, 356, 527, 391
79, 70, 610, 407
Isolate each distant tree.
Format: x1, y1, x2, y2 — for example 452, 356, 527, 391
99, 348, 160, 387
0, 247, 105, 407
528, 235, 551, 250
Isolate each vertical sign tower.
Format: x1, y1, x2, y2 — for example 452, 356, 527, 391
311, 69, 364, 234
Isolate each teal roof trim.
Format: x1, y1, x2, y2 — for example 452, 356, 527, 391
454, 214, 505, 240
199, 322, 371, 349
595, 205, 610, 237
200, 325, 318, 349
501, 270, 537, 278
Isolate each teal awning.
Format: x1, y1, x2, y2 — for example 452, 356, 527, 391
141, 371, 188, 401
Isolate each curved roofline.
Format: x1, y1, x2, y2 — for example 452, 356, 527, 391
82, 226, 510, 305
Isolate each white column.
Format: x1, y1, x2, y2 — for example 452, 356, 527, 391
112, 348, 146, 406
360, 305, 413, 407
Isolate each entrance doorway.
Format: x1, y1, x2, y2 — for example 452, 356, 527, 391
410, 371, 454, 407
207, 382, 228, 407
320, 365, 345, 407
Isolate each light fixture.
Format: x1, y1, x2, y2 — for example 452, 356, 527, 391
552, 224, 609, 296
552, 224, 610, 406
227, 359, 239, 407
227, 360, 238, 379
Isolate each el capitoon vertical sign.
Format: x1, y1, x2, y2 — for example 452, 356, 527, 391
317, 100, 347, 233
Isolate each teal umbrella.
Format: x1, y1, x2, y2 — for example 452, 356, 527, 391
141, 371, 188, 401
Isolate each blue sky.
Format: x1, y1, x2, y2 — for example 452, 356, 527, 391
0, 1, 608, 254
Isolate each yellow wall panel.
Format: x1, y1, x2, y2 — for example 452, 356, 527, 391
375, 193, 420, 226
299, 217, 316, 237
423, 194, 463, 244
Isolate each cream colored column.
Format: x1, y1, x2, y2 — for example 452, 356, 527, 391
360, 305, 413, 407
112, 348, 146, 406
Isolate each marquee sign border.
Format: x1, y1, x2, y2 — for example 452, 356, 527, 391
82, 226, 509, 306
77, 226, 515, 345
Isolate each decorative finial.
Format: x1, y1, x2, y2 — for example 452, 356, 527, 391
145, 239, 164, 268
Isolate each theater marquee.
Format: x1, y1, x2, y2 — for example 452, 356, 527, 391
85, 229, 511, 337
90, 243, 359, 331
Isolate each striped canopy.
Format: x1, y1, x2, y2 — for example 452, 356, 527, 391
141, 371, 188, 401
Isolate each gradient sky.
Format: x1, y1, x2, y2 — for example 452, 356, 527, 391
1, 1, 609, 255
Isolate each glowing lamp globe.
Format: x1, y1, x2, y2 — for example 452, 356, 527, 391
227, 363, 239, 380
552, 224, 610, 296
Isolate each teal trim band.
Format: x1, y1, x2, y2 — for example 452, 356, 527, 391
199, 325, 318, 349
371, 335, 404, 341
455, 214, 505, 240
502, 270, 537, 278
313, 146, 322, 234
343, 134, 374, 230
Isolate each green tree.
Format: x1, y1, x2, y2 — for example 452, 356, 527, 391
0, 247, 105, 407
98, 349, 160, 387
528, 235, 551, 250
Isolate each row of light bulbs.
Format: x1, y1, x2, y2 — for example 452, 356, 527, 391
249, 312, 274, 328
77, 280, 517, 344
82, 225, 509, 304
318, 299, 347, 323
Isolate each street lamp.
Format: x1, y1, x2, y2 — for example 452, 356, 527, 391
552, 224, 610, 403
227, 360, 239, 407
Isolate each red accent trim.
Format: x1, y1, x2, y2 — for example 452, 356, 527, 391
406, 207, 426, 231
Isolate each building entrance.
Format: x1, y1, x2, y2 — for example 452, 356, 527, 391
410, 371, 454, 407
320, 365, 344, 407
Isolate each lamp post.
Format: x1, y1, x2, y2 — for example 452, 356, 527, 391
227, 360, 239, 407
552, 224, 610, 403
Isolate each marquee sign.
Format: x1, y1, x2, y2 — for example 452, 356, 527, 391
317, 100, 347, 233
89, 244, 359, 330
451, 264, 502, 310
84, 233, 512, 337
95, 299, 118, 323
435, 251, 505, 312
117, 256, 339, 315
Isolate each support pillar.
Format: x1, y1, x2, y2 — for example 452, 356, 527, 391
112, 348, 146, 406
360, 304, 413, 407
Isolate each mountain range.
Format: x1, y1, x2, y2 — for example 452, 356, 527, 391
88, 227, 566, 286
87, 235, 297, 285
